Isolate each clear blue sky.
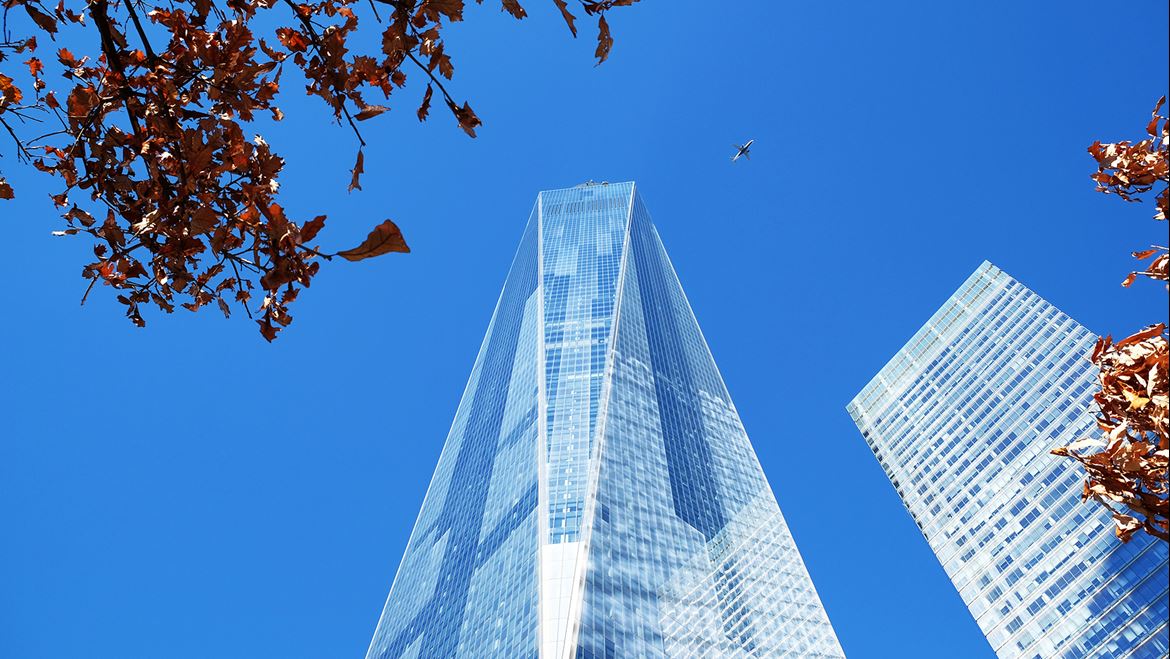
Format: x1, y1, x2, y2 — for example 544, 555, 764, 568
2, 2, 1168, 657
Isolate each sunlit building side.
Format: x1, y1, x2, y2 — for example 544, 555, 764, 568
848, 261, 1169, 659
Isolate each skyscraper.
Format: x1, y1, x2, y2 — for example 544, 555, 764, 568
847, 261, 1169, 659
366, 182, 845, 658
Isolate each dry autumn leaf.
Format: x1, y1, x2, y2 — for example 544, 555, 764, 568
553, 0, 578, 36
337, 220, 410, 261
501, 0, 527, 19
594, 15, 613, 64
301, 216, 327, 243
355, 105, 390, 121
349, 149, 365, 193
22, 4, 57, 35
418, 85, 434, 121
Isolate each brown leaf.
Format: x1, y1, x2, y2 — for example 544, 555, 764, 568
0, 73, 23, 105
436, 51, 454, 79
1115, 324, 1166, 350
1149, 254, 1169, 281
56, 48, 78, 67
301, 215, 327, 243
1123, 388, 1151, 410
190, 207, 218, 234
447, 99, 481, 137
24, 4, 58, 34
349, 149, 364, 192
337, 219, 410, 261
417, 85, 433, 121
275, 27, 309, 52
1113, 514, 1144, 542
500, 0, 527, 19
0, 178, 13, 200
423, 0, 465, 22
1146, 96, 1166, 137
594, 15, 613, 64
258, 318, 279, 342
355, 105, 390, 121
552, 0, 577, 36
260, 262, 296, 290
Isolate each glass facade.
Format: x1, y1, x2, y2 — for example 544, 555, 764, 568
367, 182, 844, 658
847, 261, 1169, 659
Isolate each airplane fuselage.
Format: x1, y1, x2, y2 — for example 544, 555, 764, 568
731, 139, 754, 162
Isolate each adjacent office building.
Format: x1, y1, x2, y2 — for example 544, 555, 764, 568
847, 261, 1169, 658
366, 182, 845, 658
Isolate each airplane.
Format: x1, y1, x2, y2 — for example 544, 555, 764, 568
731, 139, 754, 162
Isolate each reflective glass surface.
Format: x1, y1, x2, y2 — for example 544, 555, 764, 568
573, 193, 844, 658
847, 261, 1169, 659
368, 182, 844, 658
366, 205, 542, 659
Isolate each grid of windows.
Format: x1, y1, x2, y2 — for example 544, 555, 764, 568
847, 261, 1170, 659
366, 206, 542, 659
573, 195, 844, 657
368, 182, 845, 658
540, 184, 629, 545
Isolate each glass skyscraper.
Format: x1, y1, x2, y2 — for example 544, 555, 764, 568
366, 182, 845, 658
847, 261, 1169, 659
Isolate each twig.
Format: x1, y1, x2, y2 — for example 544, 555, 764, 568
79, 276, 99, 306
280, 0, 366, 146
121, 0, 158, 61
0, 117, 32, 161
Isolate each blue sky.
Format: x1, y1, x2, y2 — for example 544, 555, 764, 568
2, 1, 1168, 657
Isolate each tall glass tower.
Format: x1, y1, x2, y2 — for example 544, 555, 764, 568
847, 261, 1169, 659
366, 182, 845, 658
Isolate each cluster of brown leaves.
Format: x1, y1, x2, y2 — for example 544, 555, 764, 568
1089, 96, 1169, 291
1, 0, 636, 340
1053, 325, 1169, 542
1053, 97, 1170, 543
1090, 97, 1169, 217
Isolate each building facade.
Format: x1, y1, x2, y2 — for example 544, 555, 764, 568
366, 182, 845, 658
847, 261, 1169, 659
